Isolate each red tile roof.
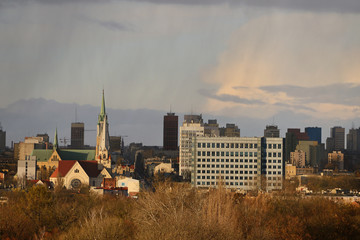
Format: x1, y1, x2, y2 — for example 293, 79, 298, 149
50, 160, 76, 178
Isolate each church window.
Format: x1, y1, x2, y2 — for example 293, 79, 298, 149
74, 169, 79, 173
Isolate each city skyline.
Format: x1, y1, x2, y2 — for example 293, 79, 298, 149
1, 0, 360, 145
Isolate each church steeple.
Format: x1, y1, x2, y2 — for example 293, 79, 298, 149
98, 89, 106, 123
96, 90, 111, 168
53, 128, 58, 150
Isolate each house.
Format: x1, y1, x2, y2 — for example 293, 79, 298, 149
117, 177, 140, 197
50, 160, 112, 189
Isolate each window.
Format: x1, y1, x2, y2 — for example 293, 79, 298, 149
198, 143, 201, 148
273, 144, 277, 149
278, 152, 281, 157
268, 153, 271, 157
254, 144, 258, 148
198, 151, 201, 156
75, 169, 79, 173
207, 143, 210, 148
268, 144, 272, 149
202, 143, 206, 148
278, 144, 282, 149
240, 143, 244, 148
212, 143, 215, 148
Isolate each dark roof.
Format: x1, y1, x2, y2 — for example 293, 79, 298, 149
58, 149, 95, 161
78, 161, 101, 178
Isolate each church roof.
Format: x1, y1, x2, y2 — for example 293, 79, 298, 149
50, 160, 100, 178
31, 149, 95, 162
31, 149, 53, 162
50, 160, 76, 178
58, 149, 95, 161
78, 161, 101, 178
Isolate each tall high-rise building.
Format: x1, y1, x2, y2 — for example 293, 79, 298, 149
0, 123, 5, 153
285, 129, 309, 161
71, 122, 84, 149
179, 114, 204, 179
163, 112, 178, 150
204, 119, 220, 137
327, 126, 345, 152
264, 125, 280, 138
346, 128, 360, 152
305, 127, 322, 144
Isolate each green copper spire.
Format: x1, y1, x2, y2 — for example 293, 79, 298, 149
98, 89, 106, 123
53, 128, 58, 150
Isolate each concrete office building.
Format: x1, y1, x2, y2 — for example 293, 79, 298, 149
204, 119, 220, 137
290, 150, 306, 167
71, 122, 84, 149
328, 151, 344, 171
285, 128, 309, 162
17, 155, 37, 180
0, 123, 5, 153
327, 126, 345, 152
346, 128, 360, 152
305, 127, 321, 144
179, 114, 205, 179
219, 123, 240, 137
264, 125, 280, 138
191, 137, 283, 191
163, 112, 178, 150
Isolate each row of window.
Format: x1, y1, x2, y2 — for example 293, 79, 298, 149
197, 175, 257, 180
198, 142, 259, 149
196, 181, 282, 187
197, 158, 258, 163
197, 151, 259, 157
267, 152, 282, 157
197, 164, 259, 169
197, 170, 258, 175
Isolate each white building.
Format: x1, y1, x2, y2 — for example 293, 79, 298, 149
117, 177, 140, 196
179, 115, 205, 179
17, 155, 37, 180
191, 137, 283, 191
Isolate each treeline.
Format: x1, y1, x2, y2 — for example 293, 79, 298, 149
0, 182, 360, 240
305, 176, 360, 192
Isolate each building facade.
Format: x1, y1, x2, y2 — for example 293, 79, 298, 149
71, 122, 84, 149
305, 127, 322, 144
0, 124, 5, 153
163, 112, 178, 150
264, 125, 280, 138
191, 137, 283, 191
327, 126, 345, 152
346, 128, 360, 152
290, 150, 306, 167
179, 114, 204, 179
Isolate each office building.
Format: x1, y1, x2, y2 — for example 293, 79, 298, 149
17, 155, 37, 180
179, 114, 204, 179
219, 123, 240, 137
110, 136, 123, 152
204, 119, 220, 137
346, 128, 360, 152
290, 150, 306, 167
191, 137, 283, 191
264, 125, 280, 138
326, 126, 345, 152
305, 127, 321, 144
71, 122, 84, 149
163, 112, 178, 150
328, 151, 344, 171
0, 123, 5, 153
285, 128, 309, 161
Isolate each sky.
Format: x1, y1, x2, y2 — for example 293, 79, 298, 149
1, 0, 360, 145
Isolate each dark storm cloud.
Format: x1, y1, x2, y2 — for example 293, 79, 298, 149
2, 0, 360, 13
199, 89, 265, 105
260, 83, 360, 106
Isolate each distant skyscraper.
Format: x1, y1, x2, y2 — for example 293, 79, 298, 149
0, 123, 5, 153
163, 112, 178, 150
346, 128, 360, 152
71, 122, 84, 149
264, 125, 280, 138
327, 126, 345, 152
305, 127, 322, 144
285, 128, 309, 161
219, 123, 240, 137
